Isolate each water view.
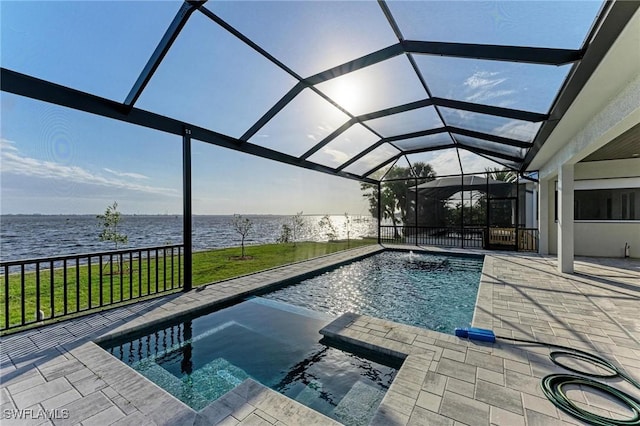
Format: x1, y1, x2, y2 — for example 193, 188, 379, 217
0, 214, 376, 261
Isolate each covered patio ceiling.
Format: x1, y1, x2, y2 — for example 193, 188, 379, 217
2, 0, 638, 184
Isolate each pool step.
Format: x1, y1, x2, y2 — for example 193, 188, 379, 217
135, 357, 249, 411
247, 296, 336, 321
293, 380, 336, 419
332, 380, 386, 426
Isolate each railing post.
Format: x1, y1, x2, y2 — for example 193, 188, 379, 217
460, 173, 465, 249
515, 180, 520, 252
377, 181, 382, 245
485, 172, 490, 250
414, 176, 418, 246
183, 128, 193, 292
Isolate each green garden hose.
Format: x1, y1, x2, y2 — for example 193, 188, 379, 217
497, 336, 640, 425
541, 374, 640, 426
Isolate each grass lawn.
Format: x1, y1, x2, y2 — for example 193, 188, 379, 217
0, 239, 375, 333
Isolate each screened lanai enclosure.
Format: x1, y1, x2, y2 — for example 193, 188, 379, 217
378, 173, 537, 251
3, 1, 636, 286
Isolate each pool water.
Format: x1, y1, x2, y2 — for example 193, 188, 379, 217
263, 251, 483, 333
103, 297, 397, 426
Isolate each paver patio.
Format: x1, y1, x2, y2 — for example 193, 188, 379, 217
1, 245, 638, 425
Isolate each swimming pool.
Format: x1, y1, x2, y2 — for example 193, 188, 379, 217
263, 250, 483, 333
102, 297, 398, 426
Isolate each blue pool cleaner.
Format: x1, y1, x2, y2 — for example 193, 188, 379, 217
454, 327, 496, 343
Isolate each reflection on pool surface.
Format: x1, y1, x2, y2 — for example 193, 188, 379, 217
264, 250, 483, 333
103, 297, 397, 426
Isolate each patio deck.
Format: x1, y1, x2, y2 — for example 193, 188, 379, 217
1, 245, 638, 426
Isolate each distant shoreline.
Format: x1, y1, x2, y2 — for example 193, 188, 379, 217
0, 213, 370, 217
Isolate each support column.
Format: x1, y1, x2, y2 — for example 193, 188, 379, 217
557, 163, 574, 273
538, 179, 549, 255
182, 129, 193, 291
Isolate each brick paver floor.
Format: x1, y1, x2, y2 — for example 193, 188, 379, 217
1, 245, 638, 425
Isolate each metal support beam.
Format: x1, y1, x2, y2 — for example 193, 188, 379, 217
362, 154, 401, 178
385, 127, 447, 143
300, 119, 356, 160
241, 82, 305, 141
182, 129, 193, 292
1, 69, 376, 185
304, 44, 405, 86
449, 127, 532, 148
336, 140, 385, 172
456, 143, 524, 164
403, 40, 582, 65
124, 2, 200, 108
522, 0, 640, 171
431, 98, 547, 123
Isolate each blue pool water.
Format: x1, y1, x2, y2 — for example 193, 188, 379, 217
264, 250, 483, 333
103, 297, 397, 425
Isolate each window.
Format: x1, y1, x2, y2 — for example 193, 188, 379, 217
554, 187, 639, 221
574, 188, 639, 220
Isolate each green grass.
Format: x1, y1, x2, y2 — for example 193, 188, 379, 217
0, 239, 375, 333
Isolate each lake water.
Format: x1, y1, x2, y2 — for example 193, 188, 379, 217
0, 215, 377, 261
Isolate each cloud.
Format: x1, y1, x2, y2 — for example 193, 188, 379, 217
492, 121, 540, 142
1, 139, 178, 196
428, 149, 462, 175
103, 168, 149, 180
464, 71, 505, 90
463, 71, 516, 105
323, 148, 350, 165
1, 138, 19, 152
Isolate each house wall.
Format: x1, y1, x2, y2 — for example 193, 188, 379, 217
547, 158, 640, 258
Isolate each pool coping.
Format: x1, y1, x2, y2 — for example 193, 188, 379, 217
1, 245, 386, 425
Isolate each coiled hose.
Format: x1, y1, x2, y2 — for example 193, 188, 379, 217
497, 336, 640, 426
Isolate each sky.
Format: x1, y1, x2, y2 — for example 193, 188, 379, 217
0, 1, 603, 215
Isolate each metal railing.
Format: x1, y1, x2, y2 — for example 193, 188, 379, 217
381, 226, 484, 248
0, 244, 183, 332
380, 225, 538, 252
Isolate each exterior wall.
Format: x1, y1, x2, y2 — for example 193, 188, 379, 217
574, 158, 640, 180
547, 159, 640, 258
574, 222, 639, 258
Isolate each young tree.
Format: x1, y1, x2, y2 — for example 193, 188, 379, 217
318, 214, 338, 241
231, 214, 253, 258
344, 212, 351, 246
277, 223, 292, 243
291, 211, 306, 246
97, 201, 128, 249
278, 211, 307, 245
97, 201, 128, 273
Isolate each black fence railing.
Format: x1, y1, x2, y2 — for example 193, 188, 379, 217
1, 244, 183, 332
380, 226, 539, 252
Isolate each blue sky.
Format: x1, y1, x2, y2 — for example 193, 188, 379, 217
0, 1, 603, 215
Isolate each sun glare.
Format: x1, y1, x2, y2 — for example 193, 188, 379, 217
331, 80, 364, 114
